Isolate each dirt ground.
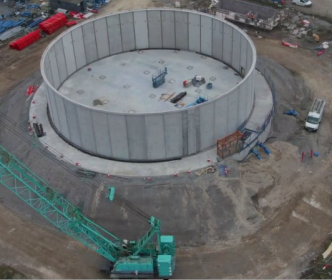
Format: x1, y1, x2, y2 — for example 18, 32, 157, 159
1, 0, 332, 278
285, 0, 332, 20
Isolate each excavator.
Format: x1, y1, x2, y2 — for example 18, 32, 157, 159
0, 144, 175, 278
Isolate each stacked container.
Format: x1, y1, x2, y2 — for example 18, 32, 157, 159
39, 13, 68, 35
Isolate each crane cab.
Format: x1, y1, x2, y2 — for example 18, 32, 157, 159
111, 235, 175, 279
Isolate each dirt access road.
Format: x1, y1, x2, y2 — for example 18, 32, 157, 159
1, 0, 332, 278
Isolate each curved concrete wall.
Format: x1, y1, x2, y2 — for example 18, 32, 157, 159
41, 9, 257, 162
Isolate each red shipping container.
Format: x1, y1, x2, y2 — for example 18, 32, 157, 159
9, 29, 42, 51
39, 13, 68, 35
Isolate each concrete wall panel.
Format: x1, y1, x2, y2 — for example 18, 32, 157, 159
212, 19, 223, 61
227, 90, 239, 133
232, 29, 241, 72
107, 15, 123, 55
46, 85, 60, 130
126, 116, 147, 160
42, 9, 257, 162
54, 40, 67, 84
240, 35, 248, 75
188, 13, 200, 53
161, 10, 175, 49
48, 47, 60, 89
63, 101, 82, 146
108, 115, 129, 159
164, 113, 183, 158
145, 115, 166, 160
199, 103, 215, 150
53, 94, 70, 139
175, 11, 188, 50
76, 106, 96, 153
134, 11, 149, 49
246, 43, 253, 76
148, 10, 162, 48
200, 16, 212, 56
214, 97, 229, 139
94, 18, 110, 59
223, 23, 233, 65
82, 21, 98, 64
62, 34, 77, 76
44, 54, 54, 86
91, 111, 112, 157
120, 12, 136, 52
187, 110, 197, 155
238, 83, 247, 124
71, 27, 86, 69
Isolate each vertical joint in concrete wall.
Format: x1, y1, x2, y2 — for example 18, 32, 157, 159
182, 111, 189, 156
195, 109, 201, 153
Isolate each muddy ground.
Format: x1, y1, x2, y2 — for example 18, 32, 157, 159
1, 0, 332, 278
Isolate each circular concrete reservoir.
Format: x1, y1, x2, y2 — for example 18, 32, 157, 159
41, 9, 257, 162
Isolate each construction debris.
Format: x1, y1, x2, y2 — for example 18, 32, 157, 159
170, 91, 187, 104
284, 109, 298, 116
218, 164, 230, 177
195, 165, 217, 176
281, 40, 299, 49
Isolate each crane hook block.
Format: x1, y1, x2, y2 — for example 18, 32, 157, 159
107, 187, 115, 201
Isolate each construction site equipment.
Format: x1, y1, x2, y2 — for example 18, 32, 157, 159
9, 29, 41, 51
0, 19, 25, 34
251, 148, 262, 160
192, 76, 206, 87
170, 91, 187, 104
0, 144, 175, 278
0, 26, 22, 42
206, 83, 213, 89
258, 142, 271, 155
217, 131, 244, 158
152, 68, 168, 88
39, 13, 68, 35
159, 92, 175, 102
284, 109, 298, 116
183, 79, 192, 88
26, 17, 45, 29
186, 95, 208, 108
33, 123, 44, 138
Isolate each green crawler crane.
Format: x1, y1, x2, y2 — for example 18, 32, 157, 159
0, 144, 175, 278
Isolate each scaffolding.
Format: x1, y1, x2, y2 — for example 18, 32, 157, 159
217, 131, 244, 159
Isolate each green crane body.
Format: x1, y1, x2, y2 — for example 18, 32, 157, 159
0, 145, 175, 278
